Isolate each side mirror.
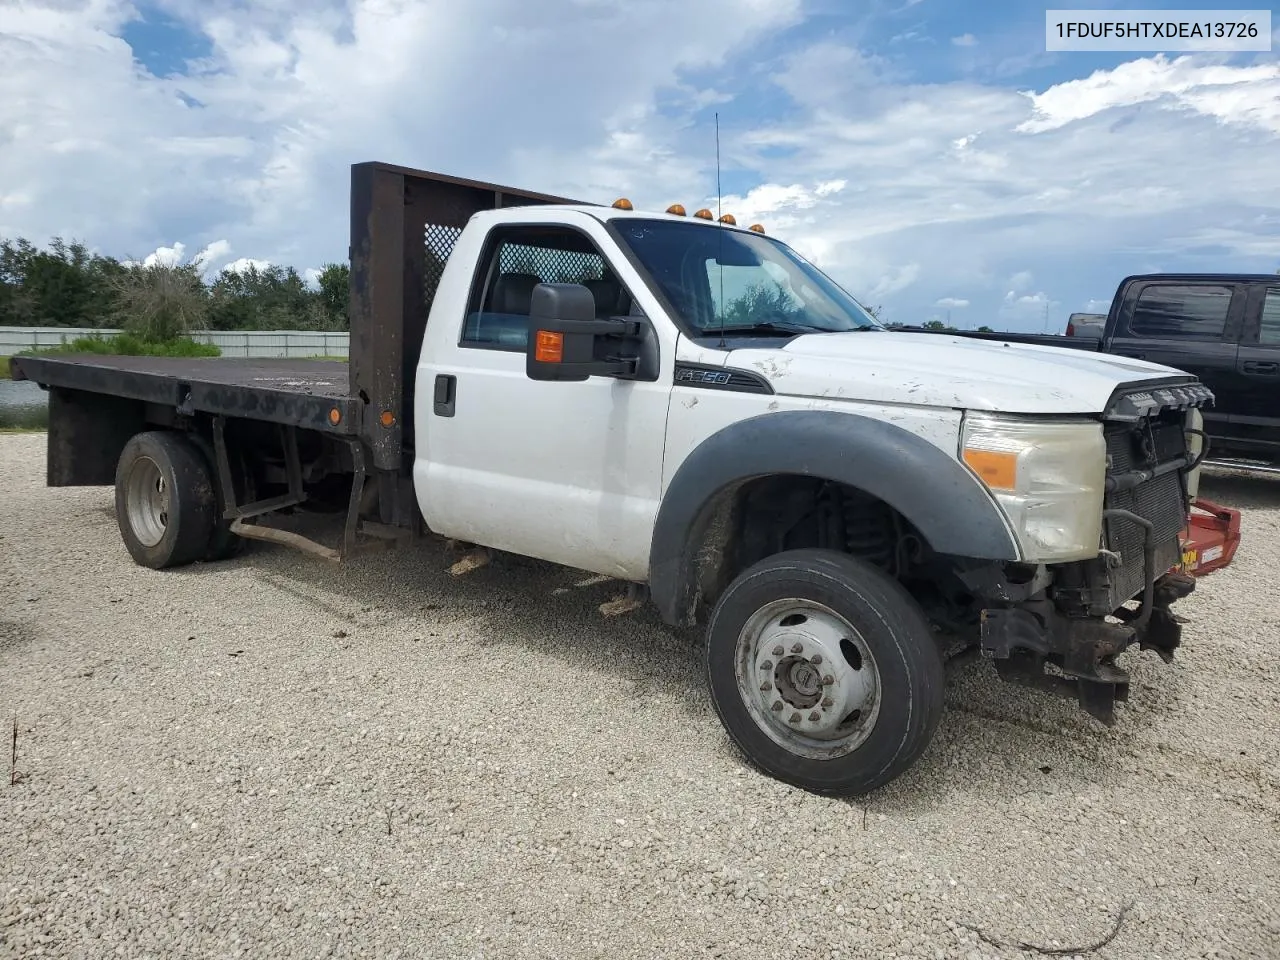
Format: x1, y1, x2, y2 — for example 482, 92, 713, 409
525, 282, 642, 382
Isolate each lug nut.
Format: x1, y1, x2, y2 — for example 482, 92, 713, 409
808, 711, 820, 722
821, 696, 833, 708
791, 643, 803, 654
760, 681, 772, 692
811, 654, 823, 665
771, 701, 783, 712
772, 645, 784, 657
788, 713, 801, 724
760, 660, 773, 672
822, 675, 835, 686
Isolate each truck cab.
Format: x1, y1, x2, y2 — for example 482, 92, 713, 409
404, 193, 1214, 794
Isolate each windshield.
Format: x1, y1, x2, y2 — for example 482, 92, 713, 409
611, 218, 882, 336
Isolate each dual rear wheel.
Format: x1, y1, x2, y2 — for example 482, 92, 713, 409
114, 430, 240, 569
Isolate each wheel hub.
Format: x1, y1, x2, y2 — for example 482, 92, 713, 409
775, 655, 822, 708
124, 456, 170, 548
737, 599, 882, 758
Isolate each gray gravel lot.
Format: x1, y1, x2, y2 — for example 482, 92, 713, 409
2, 431, 1278, 960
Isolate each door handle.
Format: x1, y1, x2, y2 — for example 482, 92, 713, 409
433, 374, 457, 417
1242, 360, 1280, 376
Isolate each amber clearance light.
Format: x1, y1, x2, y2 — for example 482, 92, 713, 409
535, 330, 564, 363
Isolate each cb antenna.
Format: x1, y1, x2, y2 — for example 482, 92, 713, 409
716, 111, 727, 348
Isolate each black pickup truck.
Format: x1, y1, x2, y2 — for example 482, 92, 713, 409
906, 274, 1280, 468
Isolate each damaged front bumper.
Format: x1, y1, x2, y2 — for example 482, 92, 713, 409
977, 570, 1195, 725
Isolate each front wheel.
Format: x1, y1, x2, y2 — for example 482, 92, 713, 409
705, 549, 945, 796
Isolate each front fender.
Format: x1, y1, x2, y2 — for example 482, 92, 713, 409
649, 410, 1021, 625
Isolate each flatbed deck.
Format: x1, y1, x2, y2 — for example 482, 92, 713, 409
11, 355, 360, 433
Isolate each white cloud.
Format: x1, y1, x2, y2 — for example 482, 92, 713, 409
1017, 55, 1280, 134
951, 34, 977, 47
0, 5, 1275, 335
0, 0, 803, 267
221, 257, 272, 275
999, 290, 1057, 329
192, 239, 232, 271
122, 242, 187, 268
871, 263, 921, 299
1007, 271, 1033, 293
935, 297, 969, 308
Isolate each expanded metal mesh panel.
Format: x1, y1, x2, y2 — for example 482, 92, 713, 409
498, 243, 604, 284
1104, 422, 1187, 604
424, 224, 464, 307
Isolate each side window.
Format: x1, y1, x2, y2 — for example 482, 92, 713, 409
1260, 287, 1280, 346
461, 226, 631, 351
1129, 284, 1232, 340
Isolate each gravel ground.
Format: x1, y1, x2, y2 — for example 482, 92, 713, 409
1, 431, 1278, 960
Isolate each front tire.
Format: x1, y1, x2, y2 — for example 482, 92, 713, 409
705, 549, 945, 796
114, 431, 217, 569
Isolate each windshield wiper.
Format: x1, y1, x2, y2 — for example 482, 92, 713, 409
705, 322, 833, 336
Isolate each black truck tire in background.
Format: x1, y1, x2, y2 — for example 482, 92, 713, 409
705, 549, 946, 796
113, 431, 217, 570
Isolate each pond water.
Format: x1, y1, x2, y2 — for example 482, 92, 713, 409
0, 378, 48, 429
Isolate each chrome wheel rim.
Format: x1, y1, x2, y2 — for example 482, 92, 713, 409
125, 456, 169, 547
735, 598, 881, 760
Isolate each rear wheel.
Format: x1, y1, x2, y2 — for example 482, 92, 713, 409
114, 431, 216, 569
705, 548, 945, 796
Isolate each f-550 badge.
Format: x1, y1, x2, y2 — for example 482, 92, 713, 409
676, 368, 732, 385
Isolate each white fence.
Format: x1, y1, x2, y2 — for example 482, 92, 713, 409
0, 327, 350, 359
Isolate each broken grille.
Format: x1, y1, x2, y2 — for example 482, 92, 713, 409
1103, 419, 1188, 605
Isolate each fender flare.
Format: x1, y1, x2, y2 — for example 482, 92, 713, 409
648, 410, 1021, 625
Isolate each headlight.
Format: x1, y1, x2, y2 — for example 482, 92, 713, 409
960, 413, 1106, 562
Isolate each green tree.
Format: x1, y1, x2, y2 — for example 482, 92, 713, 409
315, 262, 349, 329
977, 325, 994, 333
721, 282, 802, 326
0, 236, 125, 327
111, 262, 208, 342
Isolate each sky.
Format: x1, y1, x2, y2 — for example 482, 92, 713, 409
1, 0, 1277, 332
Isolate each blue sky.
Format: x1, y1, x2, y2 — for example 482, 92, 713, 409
2, 0, 1277, 331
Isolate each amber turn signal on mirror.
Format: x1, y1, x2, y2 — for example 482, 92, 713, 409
534, 330, 564, 363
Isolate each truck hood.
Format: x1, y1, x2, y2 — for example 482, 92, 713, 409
723, 331, 1195, 414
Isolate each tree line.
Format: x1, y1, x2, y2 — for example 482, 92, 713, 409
0, 236, 349, 335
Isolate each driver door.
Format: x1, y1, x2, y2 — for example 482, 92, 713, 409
417, 222, 671, 581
